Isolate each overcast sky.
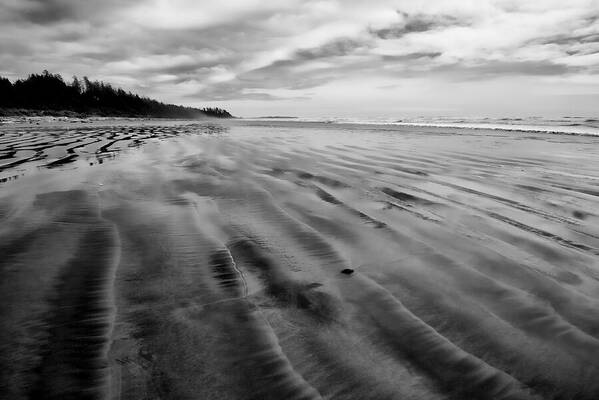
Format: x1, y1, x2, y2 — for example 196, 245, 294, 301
1, 0, 598, 118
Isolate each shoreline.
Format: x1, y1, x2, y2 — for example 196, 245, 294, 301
0, 107, 234, 119
3, 115, 599, 138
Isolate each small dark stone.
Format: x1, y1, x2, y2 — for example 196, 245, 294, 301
341, 268, 354, 275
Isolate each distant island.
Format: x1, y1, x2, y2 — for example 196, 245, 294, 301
0, 70, 232, 119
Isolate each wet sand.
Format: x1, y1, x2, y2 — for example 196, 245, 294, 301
1, 119, 599, 399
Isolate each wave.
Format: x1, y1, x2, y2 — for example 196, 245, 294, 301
245, 116, 599, 136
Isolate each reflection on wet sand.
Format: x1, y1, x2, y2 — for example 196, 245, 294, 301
1, 120, 599, 399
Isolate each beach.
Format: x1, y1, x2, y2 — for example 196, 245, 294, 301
1, 118, 599, 399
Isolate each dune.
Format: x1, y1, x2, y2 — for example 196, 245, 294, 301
1, 118, 599, 399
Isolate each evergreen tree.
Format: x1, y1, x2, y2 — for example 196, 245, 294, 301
0, 70, 233, 118
71, 76, 82, 95
0, 77, 13, 107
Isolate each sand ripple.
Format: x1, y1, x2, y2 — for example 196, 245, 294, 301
1, 119, 599, 399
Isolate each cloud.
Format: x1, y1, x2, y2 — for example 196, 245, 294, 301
436, 60, 581, 79
1, 0, 134, 25
19, 0, 75, 24
370, 12, 469, 39
294, 38, 368, 60
0, 0, 598, 115
381, 52, 443, 61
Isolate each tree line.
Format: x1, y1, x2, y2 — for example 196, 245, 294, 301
0, 70, 232, 118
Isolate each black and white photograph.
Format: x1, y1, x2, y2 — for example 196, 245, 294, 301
1, 1, 599, 399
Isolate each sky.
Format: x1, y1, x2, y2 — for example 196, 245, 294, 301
1, 0, 598, 118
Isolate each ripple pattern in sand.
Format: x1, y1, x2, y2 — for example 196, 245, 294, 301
1, 120, 599, 399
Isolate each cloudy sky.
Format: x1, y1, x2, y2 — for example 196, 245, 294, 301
1, 0, 598, 118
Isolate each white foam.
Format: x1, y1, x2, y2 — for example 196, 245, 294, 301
245, 116, 599, 136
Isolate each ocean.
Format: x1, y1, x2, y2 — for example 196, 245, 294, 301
247, 115, 599, 136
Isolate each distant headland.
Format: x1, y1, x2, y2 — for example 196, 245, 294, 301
0, 70, 233, 119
